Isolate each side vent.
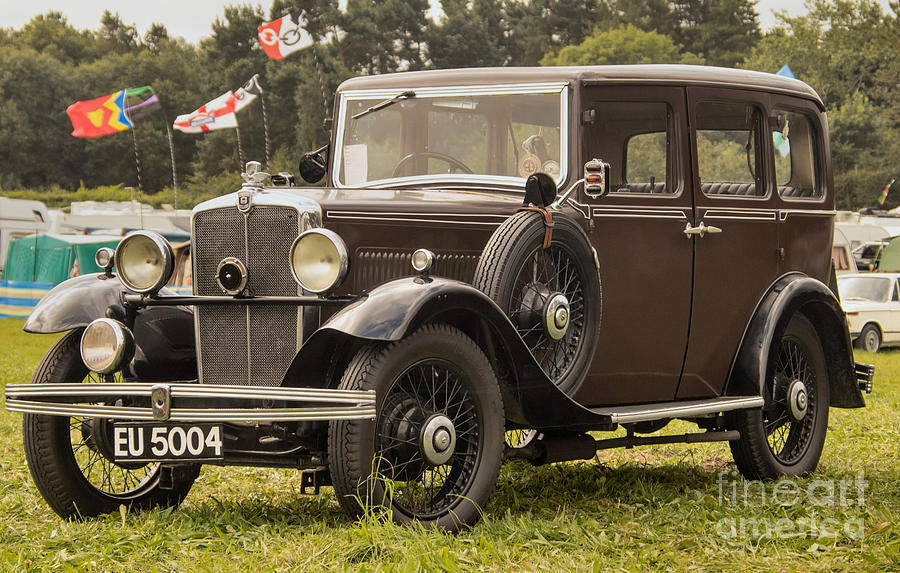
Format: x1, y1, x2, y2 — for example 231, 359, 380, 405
355, 249, 479, 291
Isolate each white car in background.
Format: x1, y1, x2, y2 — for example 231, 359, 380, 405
838, 273, 900, 352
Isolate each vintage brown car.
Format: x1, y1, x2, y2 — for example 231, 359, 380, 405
5, 65, 874, 531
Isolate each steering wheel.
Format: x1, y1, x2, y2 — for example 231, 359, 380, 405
392, 152, 473, 178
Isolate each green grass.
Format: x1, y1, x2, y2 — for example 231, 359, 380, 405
0, 317, 897, 571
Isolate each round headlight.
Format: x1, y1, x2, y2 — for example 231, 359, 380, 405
80, 318, 134, 374
114, 231, 174, 294
290, 228, 349, 294
411, 248, 435, 273
95, 247, 115, 270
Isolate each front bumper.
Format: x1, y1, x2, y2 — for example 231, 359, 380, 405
4, 383, 375, 422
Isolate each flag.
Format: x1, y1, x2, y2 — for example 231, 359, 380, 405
173, 76, 262, 134
173, 91, 238, 133
879, 179, 895, 205
777, 65, 795, 79
66, 89, 132, 138
258, 14, 312, 60
233, 75, 262, 113
125, 86, 162, 121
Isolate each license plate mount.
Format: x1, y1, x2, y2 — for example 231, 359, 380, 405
111, 422, 224, 462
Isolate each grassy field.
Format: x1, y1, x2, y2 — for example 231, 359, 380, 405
0, 317, 897, 571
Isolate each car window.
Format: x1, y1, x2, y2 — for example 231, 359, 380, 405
695, 101, 764, 197
894, 281, 900, 302
838, 276, 891, 302
586, 101, 672, 194
772, 109, 822, 200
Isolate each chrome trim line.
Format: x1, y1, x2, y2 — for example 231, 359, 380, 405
333, 82, 569, 189
702, 209, 777, 221
778, 209, 837, 222
5, 383, 376, 403
600, 396, 764, 424
5, 400, 376, 422
4, 383, 377, 422
591, 207, 689, 220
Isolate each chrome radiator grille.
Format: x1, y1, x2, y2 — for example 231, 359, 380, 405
193, 206, 300, 386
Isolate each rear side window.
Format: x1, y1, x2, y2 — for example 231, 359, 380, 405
695, 101, 764, 197
772, 109, 822, 200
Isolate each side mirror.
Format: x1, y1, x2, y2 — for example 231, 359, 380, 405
299, 144, 329, 184
584, 158, 610, 197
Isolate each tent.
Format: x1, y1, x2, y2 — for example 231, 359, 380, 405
1, 233, 121, 284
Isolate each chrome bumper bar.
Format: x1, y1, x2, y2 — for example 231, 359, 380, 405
4, 383, 376, 422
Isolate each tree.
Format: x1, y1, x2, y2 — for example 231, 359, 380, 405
542, 24, 703, 66
670, 0, 760, 67
427, 0, 509, 68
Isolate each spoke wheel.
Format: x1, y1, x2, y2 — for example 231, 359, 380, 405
23, 329, 199, 519
728, 314, 830, 480
473, 211, 601, 395
328, 324, 504, 532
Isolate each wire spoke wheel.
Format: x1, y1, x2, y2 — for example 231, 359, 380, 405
763, 338, 817, 464
67, 371, 159, 499
508, 245, 586, 383
375, 361, 479, 519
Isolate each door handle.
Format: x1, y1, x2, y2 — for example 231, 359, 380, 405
683, 221, 723, 238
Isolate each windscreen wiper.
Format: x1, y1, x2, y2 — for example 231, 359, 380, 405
351, 91, 415, 120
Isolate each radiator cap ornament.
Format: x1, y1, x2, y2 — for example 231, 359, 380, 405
237, 189, 253, 213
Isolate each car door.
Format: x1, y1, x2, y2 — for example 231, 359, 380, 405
678, 88, 780, 399
571, 86, 693, 406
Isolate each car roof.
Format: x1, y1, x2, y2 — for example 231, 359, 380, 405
337, 65, 823, 108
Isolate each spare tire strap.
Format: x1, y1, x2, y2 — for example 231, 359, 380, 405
517, 206, 554, 249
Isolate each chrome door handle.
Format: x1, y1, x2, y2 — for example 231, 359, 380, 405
683, 222, 723, 238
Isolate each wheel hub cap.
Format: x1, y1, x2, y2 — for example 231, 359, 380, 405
544, 293, 570, 340
421, 414, 456, 465
788, 379, 808, 421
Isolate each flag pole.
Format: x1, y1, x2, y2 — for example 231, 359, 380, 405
165, 123, 178, 209
235, 124, 245, 169
260, 89, 271, 170
130, 124, 144, 194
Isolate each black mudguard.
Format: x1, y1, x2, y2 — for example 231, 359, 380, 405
285, 277, 615, 431
23, 273, 196, 382
725, 273, 865, 408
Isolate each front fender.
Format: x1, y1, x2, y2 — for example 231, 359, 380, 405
285, 277, 616, 431
725, 273, 864, 408
23, 273, 196, 382
24, 274, 126, 334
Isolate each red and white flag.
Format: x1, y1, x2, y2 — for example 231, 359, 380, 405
173, 91, 237, 133
258, 14, 312, 61
173, 76, 263, 133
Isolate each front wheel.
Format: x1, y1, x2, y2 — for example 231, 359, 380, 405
23, 329, 199, 519
728, 314, 830, 480
328, 324, 504, 532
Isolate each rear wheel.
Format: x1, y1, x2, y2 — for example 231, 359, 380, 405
328, 324, 504, 532
728, 314, 830, 479
858, 323, 881, 353
23, 329, 199, 519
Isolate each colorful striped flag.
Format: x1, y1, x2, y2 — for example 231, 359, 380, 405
879, 179, 895, 205
66, 89, 132, 138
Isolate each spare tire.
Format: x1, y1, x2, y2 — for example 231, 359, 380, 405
473, 210, 601, 396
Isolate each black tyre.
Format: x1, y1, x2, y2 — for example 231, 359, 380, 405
473, 211, 601, 395
328, 324, 504, 532
857, 323, 881, 353
23, 329, 199, 519
728, 314, 830, 480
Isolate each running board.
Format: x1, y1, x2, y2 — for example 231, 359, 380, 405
589, 396, 764, 425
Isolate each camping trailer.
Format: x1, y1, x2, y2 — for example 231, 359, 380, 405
0, 197, 50, 273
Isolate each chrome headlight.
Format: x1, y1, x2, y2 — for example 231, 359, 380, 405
114, 231, 174, 294
80, 318, 134, 374
290, 228, 349, 294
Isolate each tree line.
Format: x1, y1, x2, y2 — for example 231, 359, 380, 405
0, 0, 896, 210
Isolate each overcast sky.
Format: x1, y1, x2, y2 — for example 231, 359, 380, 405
1, 0, 895, 45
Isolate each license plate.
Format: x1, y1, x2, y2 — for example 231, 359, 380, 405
112, 423, 224, 462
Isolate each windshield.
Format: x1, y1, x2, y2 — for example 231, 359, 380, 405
335, 86, 566, 187
838, 276, 891, 302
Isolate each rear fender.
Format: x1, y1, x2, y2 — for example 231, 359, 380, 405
725, 273, 864, 408
23, 273, 196, 382
284, 277, 615, 431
